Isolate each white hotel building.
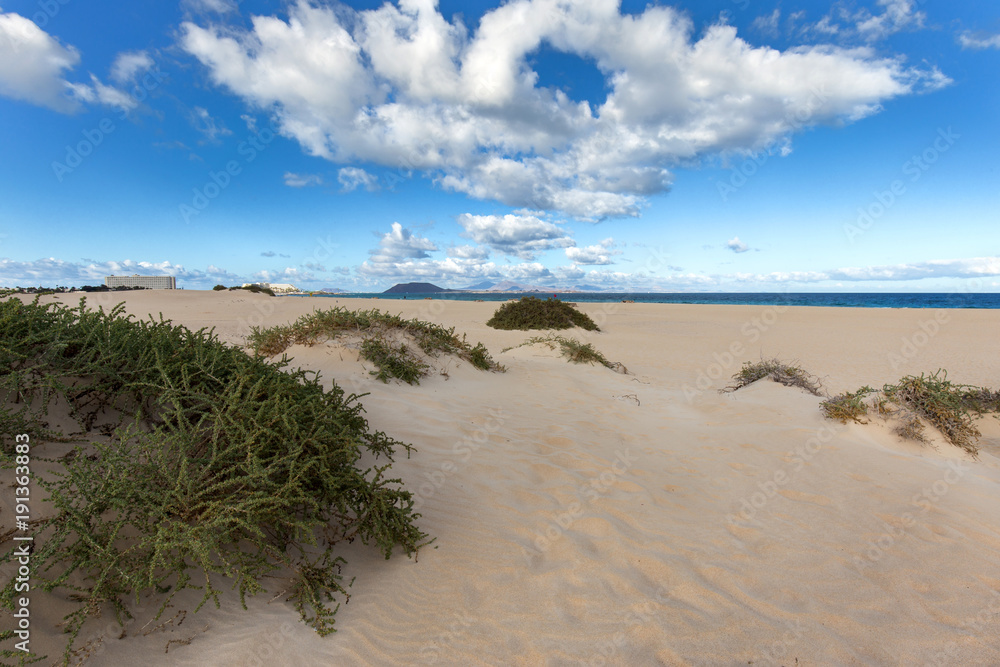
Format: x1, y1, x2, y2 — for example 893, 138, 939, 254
105, 275, 176, 289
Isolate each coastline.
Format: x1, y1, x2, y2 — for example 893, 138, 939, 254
279, 291, 1000, 310
7, 290, 1000, 665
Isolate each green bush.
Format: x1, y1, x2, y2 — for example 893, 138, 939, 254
486, 297, 599, 332
212, 284, 226, 291
0, 298, 427, 662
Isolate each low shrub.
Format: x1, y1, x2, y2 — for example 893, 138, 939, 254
882, 371, 988, 455
0, 298, 427, 662
820, 386, 878, 424
486, 297, 599, 332
360, 338, 428, 385
822, 370, 999, 456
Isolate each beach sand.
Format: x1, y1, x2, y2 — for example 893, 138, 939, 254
6, 290, 1000, 665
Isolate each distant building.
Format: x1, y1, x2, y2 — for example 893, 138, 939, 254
242, 282, 299, 293
105, 274, 176, 289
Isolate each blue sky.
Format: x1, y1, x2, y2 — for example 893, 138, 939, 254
0, 0, 997, 291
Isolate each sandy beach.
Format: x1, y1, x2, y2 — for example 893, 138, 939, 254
6, 290, 1000, 666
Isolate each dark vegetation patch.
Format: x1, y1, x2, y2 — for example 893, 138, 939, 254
213, 284, 276, 296
486, 297, 599, 332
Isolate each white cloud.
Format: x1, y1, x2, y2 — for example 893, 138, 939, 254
727, 237, 749, 253
179, 0, 945, 220
182, 0, 238, 14
958, 32, 1000, 50
856, 0, 925, 41
110, 50, 154, 84
447, 244, 491, 260
252, 267, 315, 284
565, 238, 620, 265
0, 257, 244, 288
503, 262, 554, 282
67, 74, 140, 112
717, 257, 1000, 286
284, 172, 324, 187
338, 167, 379, 192
0, 13, 150, 114
367, 222, 438, 266
456, 213, 574, 260
555, 264, 587, 281
0, 11, 81, 111
190, 106, 231, 143
357, 255, 498, 283
752, 9, 781, 37
806, 0, 926, 43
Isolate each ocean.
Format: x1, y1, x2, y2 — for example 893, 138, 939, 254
287, 292, 1000, 309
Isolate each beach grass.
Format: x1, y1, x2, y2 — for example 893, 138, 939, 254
722, 358, 823, 395
820, 386, 879, 424
821, 370, 999, 455
503, 335, 626, 372
0, 297, 428, 663
245, 306, 504, 384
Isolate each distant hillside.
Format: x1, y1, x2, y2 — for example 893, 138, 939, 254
461, 280, 495, 290
319, 287, 347, 293
383, 282, 448, 294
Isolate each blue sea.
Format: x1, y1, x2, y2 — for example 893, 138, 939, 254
289, 292, 1000, 309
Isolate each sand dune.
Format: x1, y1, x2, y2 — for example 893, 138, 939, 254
7, 291, 1000, 665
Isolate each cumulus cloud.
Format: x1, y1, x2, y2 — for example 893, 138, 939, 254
447, 244, 491, 260
179, 0, 945, 219
565, 238, 620, 265
0, 12, 156, 114
0, 11, 82, 111
457, 213, 574, 260
727, 237, 749, 253
284, 172, 324, 187
110, 50, 154, 84
367, 222, 438, 266
338, 167, 379, 192
354, 253, 1000, 292
958, 32, 1000, 50
252, 267, 314, 283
